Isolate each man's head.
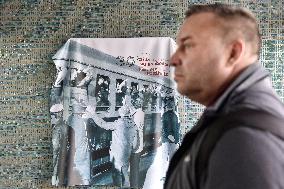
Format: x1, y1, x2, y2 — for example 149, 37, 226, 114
171, 3, 261, 106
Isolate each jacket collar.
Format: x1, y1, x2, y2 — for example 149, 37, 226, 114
206, 62, 269, 113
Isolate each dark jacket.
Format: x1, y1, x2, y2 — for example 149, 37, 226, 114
165, 63, 284, 189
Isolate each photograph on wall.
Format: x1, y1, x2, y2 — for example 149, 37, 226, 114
49, 38, 181, 188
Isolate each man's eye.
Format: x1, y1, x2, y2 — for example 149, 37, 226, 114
184, 43, 192, 49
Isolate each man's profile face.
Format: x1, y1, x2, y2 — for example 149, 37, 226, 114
171, 12, 231, 106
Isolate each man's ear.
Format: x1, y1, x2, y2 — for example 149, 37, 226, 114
227, 39, 244, 66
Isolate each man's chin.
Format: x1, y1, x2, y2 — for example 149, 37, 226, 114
176, 87, 187, 96
177, 87, 200, 98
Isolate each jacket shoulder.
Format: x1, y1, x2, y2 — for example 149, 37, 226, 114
204, 126, 284, 189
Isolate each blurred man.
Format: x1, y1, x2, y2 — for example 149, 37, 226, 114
165, 3, 284, 189
161, 96, 180, 160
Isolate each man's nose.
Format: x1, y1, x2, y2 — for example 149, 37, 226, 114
170, 51, 181, 67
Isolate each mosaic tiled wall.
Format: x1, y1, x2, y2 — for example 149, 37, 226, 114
0, 0, 283, 188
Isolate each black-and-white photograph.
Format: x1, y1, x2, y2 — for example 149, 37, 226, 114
50, 38, 180, 188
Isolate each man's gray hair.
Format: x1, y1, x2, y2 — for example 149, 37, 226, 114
185, 3, 261, 57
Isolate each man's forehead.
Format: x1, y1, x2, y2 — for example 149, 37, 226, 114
176, 13, 224, 43
176, 19, 200, 44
